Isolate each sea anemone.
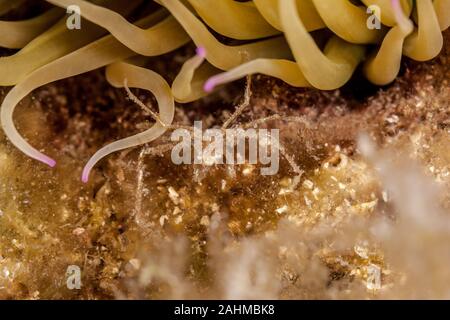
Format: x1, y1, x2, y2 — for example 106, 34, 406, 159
0, 0, 448, 182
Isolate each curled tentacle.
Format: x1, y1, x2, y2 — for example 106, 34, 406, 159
204, 59, 310, 92
253, 0, 325, 32
172, 47, 220, 103
403, 0, 443, 61
186, 0, 279, 40
0, 8, 64, 49
159, 0, 293, 71
280, 0, 366, 90
312, 0, 386, 44
363, 0, 414, 85
82, 62, 175, 182
46, 0, 190, 56
0, 0, 142, 86
361, 0, 413, 26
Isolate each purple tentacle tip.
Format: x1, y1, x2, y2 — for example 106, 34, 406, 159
391, 0, 400, 10
81, 169, 89, 184
196, 46, 206, 58
390, 0, 404, 25
41, 156, 56, 168
204, 78, 216, 92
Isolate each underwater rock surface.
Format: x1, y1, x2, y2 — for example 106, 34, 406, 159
0, 32, 448, 300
